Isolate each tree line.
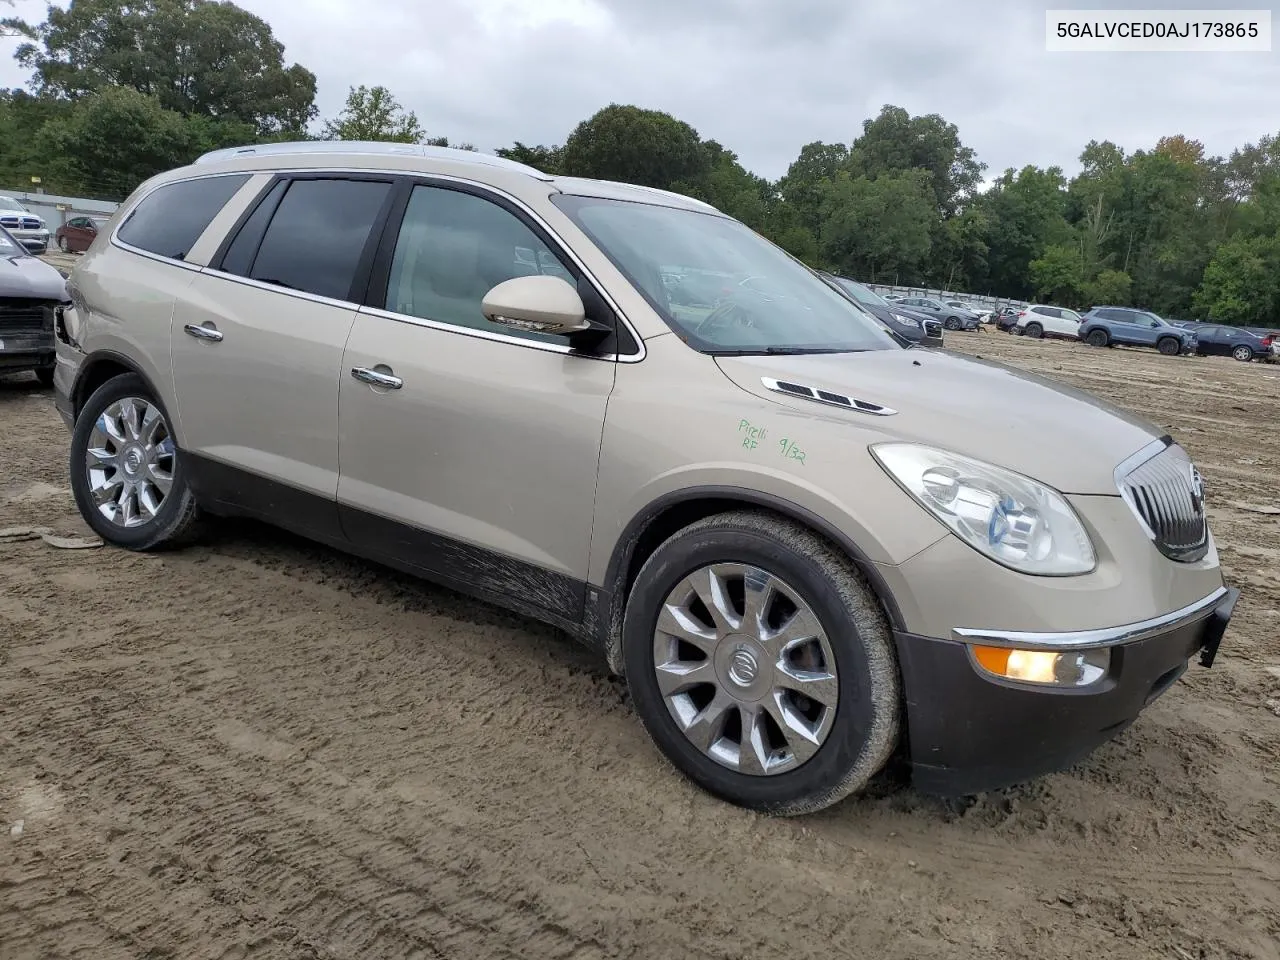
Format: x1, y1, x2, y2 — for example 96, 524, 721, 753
3, 0, 1278, 326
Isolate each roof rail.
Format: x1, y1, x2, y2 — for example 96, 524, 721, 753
602, 181, 720, 212
193, 141, 551, 178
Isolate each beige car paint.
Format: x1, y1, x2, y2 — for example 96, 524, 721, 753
56, 146, 1227, 658
171, 270, 358, 500
338, 309, 615, 579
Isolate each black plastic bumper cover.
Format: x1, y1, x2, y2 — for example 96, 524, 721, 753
895, 587, 1240, 796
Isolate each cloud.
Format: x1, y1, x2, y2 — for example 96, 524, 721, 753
2, 0, 1278, 181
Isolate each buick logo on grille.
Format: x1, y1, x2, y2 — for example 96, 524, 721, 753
1189, 466, 1206, 511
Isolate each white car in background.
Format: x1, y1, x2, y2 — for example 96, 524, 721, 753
1016, 304, 1083, 340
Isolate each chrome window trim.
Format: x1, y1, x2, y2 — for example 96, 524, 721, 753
952, 586, 1228, 650
110, 166, 646, 364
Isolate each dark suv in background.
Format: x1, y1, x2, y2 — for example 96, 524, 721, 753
1078, 306, 1198, 356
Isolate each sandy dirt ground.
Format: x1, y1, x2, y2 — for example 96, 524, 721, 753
2, 328, 1278, 960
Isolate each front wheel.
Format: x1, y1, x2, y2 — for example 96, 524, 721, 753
623, 511, 901, 815
1232, 345, 1254, 362
69, 373, 202, 551
944, 316, 961, 330
1157, 336, 1181, 356
34, 365, 55, 387
57, 236, 69, 253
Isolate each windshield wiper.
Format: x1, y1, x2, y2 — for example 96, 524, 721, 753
710, 346, 869, 356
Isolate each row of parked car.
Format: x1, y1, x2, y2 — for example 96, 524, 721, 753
0, 194, 110, 255
989, 302, 1278, 363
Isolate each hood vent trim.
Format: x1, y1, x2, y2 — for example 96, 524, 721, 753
760, 377, 897, 416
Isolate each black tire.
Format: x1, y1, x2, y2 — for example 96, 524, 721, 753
1086, 328, 1109, 348
1232, 345, 1253, 362
623, 510, 901, 816
1025, 322, 1044, 339
944, 316, 961, 330
1157, 336, 1181, 356
69, 373, 202, 551
34, 365, 55, 387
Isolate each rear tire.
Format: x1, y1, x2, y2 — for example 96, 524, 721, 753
1086, 329, 1109, 348
69, 373, 202, 551
1025, 322, 1044, 339
1232, 345, 1253, 362
623, 510, 901, 816
1157, 336, 1181, 356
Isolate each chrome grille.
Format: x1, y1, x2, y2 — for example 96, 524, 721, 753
1116, 441, 1208, 563
924, 320, 942, 337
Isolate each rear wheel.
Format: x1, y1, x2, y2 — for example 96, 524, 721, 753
1025, 322, 1044, 339
1157, 336, 1181, 356
69, 373, 201, 551
1086, 329, 1109, 348
1232, 345, 1254, 362
623, 511, 901, 816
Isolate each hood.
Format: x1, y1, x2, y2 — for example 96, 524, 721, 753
715, 348, 1163, 495
0, 254, 69, 301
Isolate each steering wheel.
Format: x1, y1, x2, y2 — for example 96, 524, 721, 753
694, 297, 761, 340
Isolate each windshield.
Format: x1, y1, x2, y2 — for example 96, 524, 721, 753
0, 226, 28, 257
833, 277, 890, 309
0, 198, 27, 213
552, 195, 900, 355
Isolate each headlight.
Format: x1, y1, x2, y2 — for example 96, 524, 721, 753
893, 313, 922, 329
871, 443, 1096, 575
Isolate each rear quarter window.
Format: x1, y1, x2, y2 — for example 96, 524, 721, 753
116, 174, 251, 260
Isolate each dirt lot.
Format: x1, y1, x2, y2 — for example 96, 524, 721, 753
2, 331, 1278, 960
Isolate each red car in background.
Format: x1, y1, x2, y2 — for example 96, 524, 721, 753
54, 215, 109, 253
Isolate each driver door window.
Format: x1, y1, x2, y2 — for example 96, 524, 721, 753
384, 185, 575, 345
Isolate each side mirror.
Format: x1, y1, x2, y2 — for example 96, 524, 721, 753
482, 275, 591, 336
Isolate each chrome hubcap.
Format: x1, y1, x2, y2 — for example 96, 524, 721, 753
85, 397, 175, 528
653, 563, 839, 777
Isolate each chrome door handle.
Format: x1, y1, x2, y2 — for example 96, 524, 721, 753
183, 323, 223, 342
350, 366, 403, 389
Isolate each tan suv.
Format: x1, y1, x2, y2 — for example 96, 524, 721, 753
52, 142, 1238, 814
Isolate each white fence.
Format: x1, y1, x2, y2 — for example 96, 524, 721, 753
863, 283, 1028, 314
0, 188, 120, 229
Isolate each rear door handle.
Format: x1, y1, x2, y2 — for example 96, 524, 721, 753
183, 323, 223, 342
351, 366, 403, 389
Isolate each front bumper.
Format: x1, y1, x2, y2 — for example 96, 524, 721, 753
896, 586, 1238, 796
0, 303, 56, 373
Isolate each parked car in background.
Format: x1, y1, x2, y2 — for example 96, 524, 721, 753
1078, 306, 1198, 356
1016, 304, 1083, 340
0, 196, 51, 254
55, 216, 110, 254
894, 296, 982, 330
945, 299, 991, 323
1192, 324, 1275, 362
50, 140, 1238, 813
818, 273, 945, 347
992, 306, 1022, 332
0, 224, 69, 385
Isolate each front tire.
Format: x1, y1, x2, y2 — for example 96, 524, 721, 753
623, 511, 901, 816
1157, 336, 1181, 356
1232, 345, 1254, 362
57, 236, 69, 253
34, 365, 55, 387
944, 317, 961, 330
69, 373, 201, 551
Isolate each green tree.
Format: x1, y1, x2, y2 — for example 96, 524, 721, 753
1191, 236, 1280, 325
559, 104, 708, 189
1082, 269, 1132, 307
776, 141, 851, 231
4, 0, 316, 134
322, 85, 424, 143
1029, 243, 1085, 304
495, 142, 563, 174
33, 87, 203, 197
980, 165, 1071, 298
818, 169, 934, 281
849, 105, 985, 216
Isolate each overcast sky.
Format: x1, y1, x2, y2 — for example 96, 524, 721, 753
3, 0, 1278, 183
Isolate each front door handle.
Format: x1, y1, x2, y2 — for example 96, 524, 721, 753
351, 366, 403, 389
183, 323, 223, 342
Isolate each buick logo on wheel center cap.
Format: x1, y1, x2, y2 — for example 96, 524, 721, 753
728, 645, 759, 686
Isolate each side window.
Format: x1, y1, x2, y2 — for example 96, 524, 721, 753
1099, 309, 1127, 322
384, 184, 577, 344
116, 174, 251, 260
231, 178, 392, 301
219, 179, 289, 278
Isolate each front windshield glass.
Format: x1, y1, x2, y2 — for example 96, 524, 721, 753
552, 195, 900, 355
0, 198, 27, 212
833, 277, 889, 309
0, 226, 28, 257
